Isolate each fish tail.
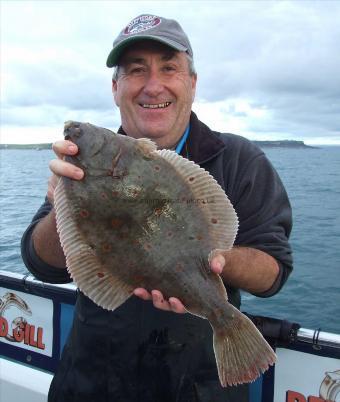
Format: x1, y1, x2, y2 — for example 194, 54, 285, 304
211, 304, 276, 387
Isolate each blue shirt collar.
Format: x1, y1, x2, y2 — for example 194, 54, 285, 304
175, 124, 191, 154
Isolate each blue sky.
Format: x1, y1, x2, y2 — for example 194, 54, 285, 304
1, 0, 340, 144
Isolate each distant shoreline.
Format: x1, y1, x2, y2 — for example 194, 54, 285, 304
252, 140, 317, 149
0, 143, 53, 150
0, 140, 318, 150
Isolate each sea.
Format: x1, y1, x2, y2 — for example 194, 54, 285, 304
0, 146, 339, 334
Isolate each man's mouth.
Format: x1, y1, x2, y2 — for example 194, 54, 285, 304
140, 102, 171, 109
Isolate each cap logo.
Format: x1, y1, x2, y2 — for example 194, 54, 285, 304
123, 15, 161, 35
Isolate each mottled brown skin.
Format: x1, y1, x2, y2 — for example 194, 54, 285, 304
63, 121, 233, 323
59, 122, 277, 387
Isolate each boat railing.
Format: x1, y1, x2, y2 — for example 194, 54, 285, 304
1, 269, 340, 402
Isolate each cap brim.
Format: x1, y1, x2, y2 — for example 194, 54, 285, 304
106, 35, 188, 67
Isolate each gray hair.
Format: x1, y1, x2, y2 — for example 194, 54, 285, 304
112, 53, 196, 81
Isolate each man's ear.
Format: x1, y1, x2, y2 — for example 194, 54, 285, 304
112, 80, 119, 106
191, 73, 197, 103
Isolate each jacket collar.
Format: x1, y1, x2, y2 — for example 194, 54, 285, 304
117, 111, 227, 165
185, 112, 227, 165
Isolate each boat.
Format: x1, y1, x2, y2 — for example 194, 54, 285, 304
1, 268, 339, 402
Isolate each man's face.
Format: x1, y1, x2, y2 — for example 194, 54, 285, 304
112, 41, 197, 148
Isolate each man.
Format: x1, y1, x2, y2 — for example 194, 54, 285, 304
21, 14, 292, 402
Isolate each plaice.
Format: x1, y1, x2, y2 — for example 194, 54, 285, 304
54, 121, 276, 387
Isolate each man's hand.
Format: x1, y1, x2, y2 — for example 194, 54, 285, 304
133, 289, 187, 314
132, 253, 225, 314
47, 140, 84, 204
133, 247, 280, 313
209, 247, 280, 294
209, 249, 225, 275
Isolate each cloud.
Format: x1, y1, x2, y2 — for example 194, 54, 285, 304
3, 45, 113, 108
191, 2, 340, 143
1, 1, 340, 144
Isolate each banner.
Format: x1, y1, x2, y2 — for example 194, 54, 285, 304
0, 288, 53, 357
274, 348, 340, 402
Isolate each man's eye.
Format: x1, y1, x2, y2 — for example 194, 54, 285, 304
129, 67, 145, 75
163, 65, 176, 73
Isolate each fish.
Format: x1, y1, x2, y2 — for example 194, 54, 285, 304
54, 121, 277, 387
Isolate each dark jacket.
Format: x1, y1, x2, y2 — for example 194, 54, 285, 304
21, 112, 292, 402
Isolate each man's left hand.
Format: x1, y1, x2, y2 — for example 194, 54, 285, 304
133, 251, 226, 314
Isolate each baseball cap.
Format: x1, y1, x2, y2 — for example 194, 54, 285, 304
106, 14, 193, 67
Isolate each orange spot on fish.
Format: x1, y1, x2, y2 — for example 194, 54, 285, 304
111, 218, 124, 229
211, 218, 218, 224
102, 243, 112, 252
196, 235, 203, 240
133, 275, 146, 288
79, 209, 89, 218
97, 272, 105, 278
189, 177, 195, 182
118, 232, 129, 240
133, 274, 144, 282
154, 208, 163, 216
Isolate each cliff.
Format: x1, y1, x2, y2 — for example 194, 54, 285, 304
252, 140, 315, 148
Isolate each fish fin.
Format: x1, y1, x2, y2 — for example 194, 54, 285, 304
157, 149, 238, 250
136, 137, 158, 156
54, 179, 133, 311
211, 304, 276, 387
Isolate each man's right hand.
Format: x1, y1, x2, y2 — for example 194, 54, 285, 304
47, 140, 84, 205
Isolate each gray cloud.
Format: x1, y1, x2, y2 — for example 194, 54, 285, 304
1, 1, 340, 143
4, 62, 113, 110
191, 2, 340, 142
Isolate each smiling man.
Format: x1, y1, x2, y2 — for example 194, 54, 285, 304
111, 41, 196, 149
21, 14, 293, 402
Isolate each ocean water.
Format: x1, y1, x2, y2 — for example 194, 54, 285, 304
0, 147, 339, 333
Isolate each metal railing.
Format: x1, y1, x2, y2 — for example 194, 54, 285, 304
1, 269, 340, 348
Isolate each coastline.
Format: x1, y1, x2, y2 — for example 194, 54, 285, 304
252, 140, 317, 149
0, 143, 53, 150
0, 140, 318, 150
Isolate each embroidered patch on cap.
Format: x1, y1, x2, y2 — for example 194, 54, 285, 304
123, 15, 161, 35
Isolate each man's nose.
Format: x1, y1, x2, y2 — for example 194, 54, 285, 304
143, 71, 164, 97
